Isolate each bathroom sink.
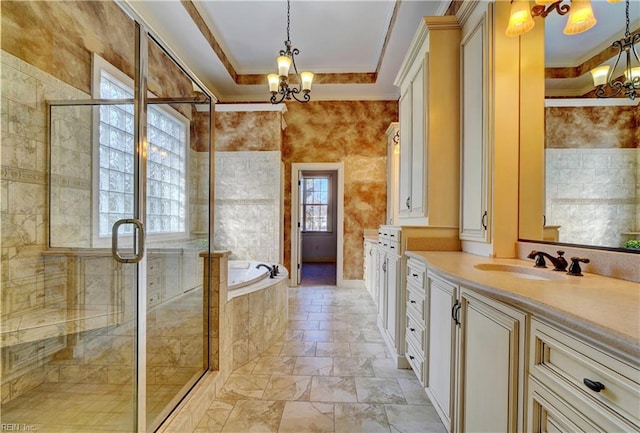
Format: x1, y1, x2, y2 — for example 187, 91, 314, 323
474, 263, 567, 281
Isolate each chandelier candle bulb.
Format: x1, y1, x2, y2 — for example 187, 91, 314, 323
300, 72, 314, 92
277, 56, 292, 77
624, 66, 640, 82
268, 74, 280, 93
563, 0, 597, 35
591, 65, 610, 87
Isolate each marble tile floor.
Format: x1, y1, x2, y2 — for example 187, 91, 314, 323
193, 284, 446, 433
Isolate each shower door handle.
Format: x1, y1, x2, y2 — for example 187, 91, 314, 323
112, 218, 145, 263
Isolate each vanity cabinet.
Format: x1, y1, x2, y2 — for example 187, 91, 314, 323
408, 258, 527, 433
394, 16, 460, 228
425, 271, 458, 431
376, 226, 406, 368
528, 318, 640, 432
363, 238, 379, 303
455, 287, 527, 433
406, 257, 428, 386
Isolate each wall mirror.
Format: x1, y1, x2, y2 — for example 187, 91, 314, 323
529, 0, 639, 252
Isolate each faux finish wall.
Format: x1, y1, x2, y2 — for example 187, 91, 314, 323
214, 102, 397, 281
283, 102, 397, 281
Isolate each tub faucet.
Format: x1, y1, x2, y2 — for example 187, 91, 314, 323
256, 263, 275, 278
527, 250, 568, 272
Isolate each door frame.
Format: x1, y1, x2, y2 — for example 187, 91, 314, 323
291, 162, 344, 287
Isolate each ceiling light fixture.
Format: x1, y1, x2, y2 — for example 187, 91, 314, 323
591, 0, 639, 100
267, 0, 313, 104
505, 0, 597, 37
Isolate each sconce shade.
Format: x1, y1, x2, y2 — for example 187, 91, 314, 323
506, 0, 535, 37
300, 72, 314, 91
563, 0, 597, 35
268, 74, 280, 93
590, 66, 610, 87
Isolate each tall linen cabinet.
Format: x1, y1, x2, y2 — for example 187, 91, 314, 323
372, 16, 461, 368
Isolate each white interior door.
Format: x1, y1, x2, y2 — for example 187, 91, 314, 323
297, 171, 304, 285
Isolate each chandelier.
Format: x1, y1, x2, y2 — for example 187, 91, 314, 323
506, 0, 597, 37
590, 0, 640, 100
267, 0, 314, 104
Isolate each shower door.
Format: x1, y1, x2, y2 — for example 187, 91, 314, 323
1, 17, 212, 433
143, 33, 212, 432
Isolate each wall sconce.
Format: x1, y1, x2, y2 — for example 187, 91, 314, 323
506, 0, 597, 37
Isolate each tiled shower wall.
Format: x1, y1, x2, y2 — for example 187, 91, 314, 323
1, 50, 93, 402
545, 105, 639, 248
214, 151, 282, 263
545, 148, 639, 248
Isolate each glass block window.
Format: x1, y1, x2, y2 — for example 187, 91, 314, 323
98, 70, 187, 237
302, 177, 331, 232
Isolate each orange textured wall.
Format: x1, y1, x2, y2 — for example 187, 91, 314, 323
545, 106, 639, 149
215, 111, 283, 151
283, 101, 398, 280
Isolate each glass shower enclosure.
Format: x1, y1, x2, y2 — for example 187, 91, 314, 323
0, 4, 213, 432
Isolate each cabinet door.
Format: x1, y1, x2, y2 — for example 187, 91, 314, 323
377, 250, 387, 327
409, 62, 425, 219
398, 86, 412, 218
460, 12, 489, 242
426, 273, 458, 432
385, 253, 403, 350
457, 289, 526, 433
363, 242, 372, 297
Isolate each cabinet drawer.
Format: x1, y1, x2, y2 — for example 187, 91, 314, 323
531, 319, 640, 427
407, 259, 426, 288
406, 340, 425, 386
148, 275, 162, 292
147, 258, 161, 274
147, 289, 161, 307
378, 227, 402, 250
406, 282, 425, 319
406, 314, 425, 352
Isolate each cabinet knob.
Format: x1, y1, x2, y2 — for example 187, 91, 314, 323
583, 378, 605, 393
409, 355, 415, 360
412, 273, 418, 277
410, 328, 415, 332
410, 300, 416, 304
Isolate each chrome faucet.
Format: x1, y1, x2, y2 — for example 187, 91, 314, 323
256, 263, 275, 278
527, 250, 568, 272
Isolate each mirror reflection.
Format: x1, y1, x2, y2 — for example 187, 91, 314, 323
543, 1, 639, 251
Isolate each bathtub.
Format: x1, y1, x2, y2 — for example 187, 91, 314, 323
227, 260, 288, 299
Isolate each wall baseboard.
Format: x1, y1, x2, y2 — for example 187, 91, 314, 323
340, 279, 364, 289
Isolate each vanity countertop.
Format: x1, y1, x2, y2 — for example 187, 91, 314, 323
405, 251, 640, 360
